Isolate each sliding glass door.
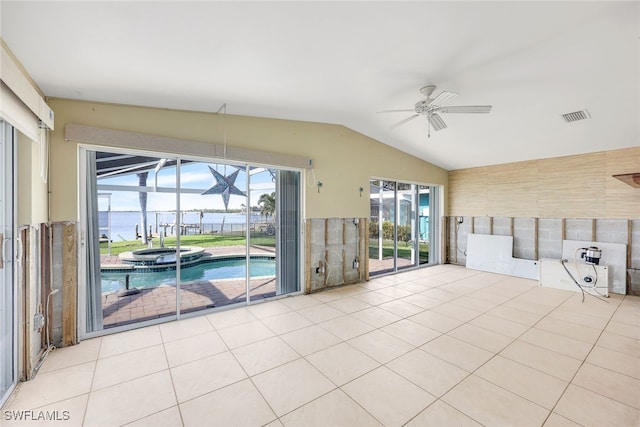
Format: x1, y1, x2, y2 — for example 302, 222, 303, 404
0, 121, 17, 407
369, 179, 438, 276
83, 148, 302, 335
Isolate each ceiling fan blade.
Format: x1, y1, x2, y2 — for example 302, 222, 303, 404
377, 109, 414, 113
429, 113, 447, 131
429, 91, 458, 107
390, 114, 420, 129
439, 105, 492, 114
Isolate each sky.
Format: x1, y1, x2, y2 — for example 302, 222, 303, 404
97, 161, 278, 212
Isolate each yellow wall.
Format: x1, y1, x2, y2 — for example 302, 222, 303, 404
17, 131, 48, 226
47, 98, 448, 221
448, 147, 640, 219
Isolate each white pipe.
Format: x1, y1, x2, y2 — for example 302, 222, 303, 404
30, 288, 60, 379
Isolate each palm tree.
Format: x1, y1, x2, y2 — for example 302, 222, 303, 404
258, 192, 276, 221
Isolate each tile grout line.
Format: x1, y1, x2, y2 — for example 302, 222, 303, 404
382, 271, 513, 425
224, 320, 282, 427
244, 312, 378, 427
265, 275, 439, 426
81, 337, 103, 426
158, 325, 186, 427
542, 294, 636, 425
319, 271, 510, 426
401, 279, 577, 425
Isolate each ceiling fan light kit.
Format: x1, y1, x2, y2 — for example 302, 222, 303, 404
382, 85, 492, 137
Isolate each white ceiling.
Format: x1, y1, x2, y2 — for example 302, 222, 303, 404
2, 1, 638, 170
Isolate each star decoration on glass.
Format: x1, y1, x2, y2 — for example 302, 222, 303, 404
201, 166, 247, 210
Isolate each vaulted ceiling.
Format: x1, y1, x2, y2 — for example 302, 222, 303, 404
2, 1, 638, 170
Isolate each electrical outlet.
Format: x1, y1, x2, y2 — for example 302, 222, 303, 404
33, 313, 44, 331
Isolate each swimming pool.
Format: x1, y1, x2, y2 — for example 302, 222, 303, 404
101, 257, 275, 293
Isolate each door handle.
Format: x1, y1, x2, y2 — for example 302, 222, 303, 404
15, 236, 22, 265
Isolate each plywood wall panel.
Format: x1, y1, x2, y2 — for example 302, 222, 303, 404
62, 223, 77, 347
537, 153, 605, 218
448, 167, 488, 216
449, 147, 640, 219
487, 161, 539, 217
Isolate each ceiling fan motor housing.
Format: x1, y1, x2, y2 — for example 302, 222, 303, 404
414, 99, 432, 114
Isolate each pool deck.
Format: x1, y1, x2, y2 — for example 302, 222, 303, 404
102, 276, 277, 328
100, 245, 416, 328
101, 245, 276, 328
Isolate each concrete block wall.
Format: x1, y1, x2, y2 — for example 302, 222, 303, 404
513, 218, 536, 260
307, 218, 366, 293
565, 219, 594, 241
492, 217, 511, 236
596, 219, 629, 243
473, 217, 491, 235
447, 216, 639, 295
538, 219, 563, 259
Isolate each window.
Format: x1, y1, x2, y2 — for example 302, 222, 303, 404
81, 148, 302, 335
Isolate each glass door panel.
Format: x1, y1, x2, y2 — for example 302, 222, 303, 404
92, 151, 178, 330
369, 180, 396, 275
396, 183, 417, 270
249, 167, 277, 302
418, 185, 431, 265
178, 161, 249, 312
368, 180, 381, 273
0, 121, 16, 407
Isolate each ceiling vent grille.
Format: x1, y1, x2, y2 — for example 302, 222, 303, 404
561, 109, 591, 123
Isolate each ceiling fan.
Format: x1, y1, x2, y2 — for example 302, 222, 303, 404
381, 85, 492, 137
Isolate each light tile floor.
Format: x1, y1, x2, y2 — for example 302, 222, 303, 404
4, 265, 640, 426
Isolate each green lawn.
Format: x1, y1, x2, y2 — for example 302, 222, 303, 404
102, 233, 429, 264
101, 233, 276, 255
369, 241, 430, 264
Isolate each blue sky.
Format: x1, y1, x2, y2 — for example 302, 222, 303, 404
97, 162, 277, 211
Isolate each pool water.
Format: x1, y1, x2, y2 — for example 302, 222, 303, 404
101, 258, 275, 293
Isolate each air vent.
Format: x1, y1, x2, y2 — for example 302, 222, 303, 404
561, 109, 591, 123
